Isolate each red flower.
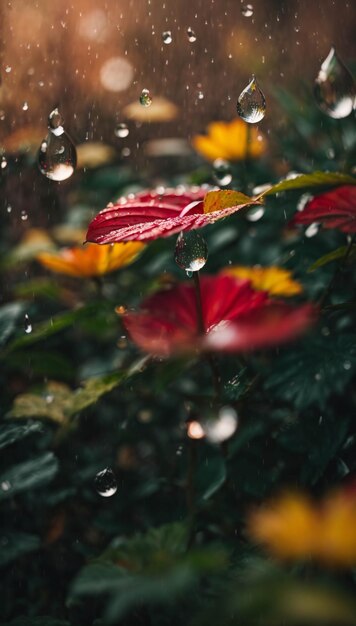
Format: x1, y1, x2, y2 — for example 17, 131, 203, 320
291, 185, 356, 233
86, 187, 258, 244
121, 275, 315, 357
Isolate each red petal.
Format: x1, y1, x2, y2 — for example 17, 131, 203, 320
291, 185, 356, 233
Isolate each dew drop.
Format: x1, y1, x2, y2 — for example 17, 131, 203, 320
174, 230, 208, 272
212, 159, 232, 186
203, 406, 238, 443
187, 26, 197, 42
236, 75, 266, 124
94, 468, 118, 497
241, 4, 254, 17
114, 122, 129, 138
24, 314, 32, 334
162, 30, 172, 44
38, 108, 77, 181
305, 222, 319, 238
314, 47, 356, 119
139, 88, 152, 107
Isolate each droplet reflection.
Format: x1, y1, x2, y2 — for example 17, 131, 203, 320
314, 47, 356, 119
174, 231, 208, 272
237, 76, 266, 124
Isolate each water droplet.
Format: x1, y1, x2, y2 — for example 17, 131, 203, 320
305, 222, 319, 238
314, 47, 356, 119
197, 90, 204, 100
176, 445, 183, 456
20, 210, 28, 221
139, 88, 152, 107
246, 206, 265, 222
174, 230, 208, 272
1, 156, 7, 169
212, 159, 232, 186
24, 314, 32, 334
114, 122, 129, 138
94, 468, 118, 497
203, 406, 238, 443
241, 4, 254, 17
5, 65, 11, 73
237, 75, 266, 124
162, 30, 172, 44
38, 108, 77, 181
1, 481, 11, 492
343, 360, 352, 370
22, 101, 29, 111
187, 420, 205, 440
6, 205, 12, 213
187, 27, 197, 42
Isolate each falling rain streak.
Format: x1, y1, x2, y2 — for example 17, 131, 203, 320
38, 108, 77, 181
236, 76, 266, 124
314, 47, 356, 119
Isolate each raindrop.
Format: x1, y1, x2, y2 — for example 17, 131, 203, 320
38, 108, 77, 181
212, 159, 232, 186
1, 156, 7, 169
305, 222, 319, 238
203, 406, 238, 443
187, 420, 205, 440
176, 445, 183, 455
343, 360, 352, 370
24, 314, 32, 334
246, 206, 265, 221
1, 481, 11, 492
187, 27, 197, 42
20, 210, 28, 221
139, 88, 152, 107
114, 122, 129, 138
162, 30, 172, 44
241, 4, 254, 17
5, 65, 11, 73
197, 90, 204, 100
22, 101, 29, 111
174, 230, 208, 272
94, 468, 118, 497
314, 47, 356, 119
6, 205, 12, 213
236, 75, 266, 123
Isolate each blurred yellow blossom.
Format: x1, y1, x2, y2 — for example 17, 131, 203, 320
77, 142, 116, 169
192, 118, 266, 162
248, 489, 356, 567
37, 241, 144, 278
223, 266, 303, 297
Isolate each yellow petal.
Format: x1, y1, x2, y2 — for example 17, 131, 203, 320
224, 266, 303, 297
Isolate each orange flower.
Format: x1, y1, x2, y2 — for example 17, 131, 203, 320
192, 118, 266, 162
248, 489, 356, 567
223, 266, 303, 297
37, 241, 144, 278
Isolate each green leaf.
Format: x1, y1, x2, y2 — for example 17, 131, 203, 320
0, 531, 40, 567
262, 171, 356, 196
0, 452, 58, 501
0, 422, 43, 449
0, 302, 26, 348
308, 245, 356, 272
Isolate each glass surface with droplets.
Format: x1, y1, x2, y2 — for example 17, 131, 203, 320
38, 108, 77, 181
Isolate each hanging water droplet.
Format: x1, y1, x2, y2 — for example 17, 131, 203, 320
212, 159, 232, 186
94, 468, 118, 497
174, 230, 208, 272
246, 206, 265, 221
24, 314, 32, 334
139, 88, 152, 107
187, 27, 197, 42
305, 222, 319, 238
314, 47, 356, 119
114, 122, 129, 138
38, 108, 77, 181
241, 4, 254, 17
202, 406, 238, 443
236, 75, 266, 123
162, 30, 172, 44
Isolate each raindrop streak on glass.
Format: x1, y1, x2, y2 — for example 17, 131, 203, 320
213, 159, 232, 186
162, 30, 172, 44
174, 230, 208, 272
187, 27, 197, 42
236, 76, 266, 124
314, 47, 356, 119
114, 122, 129, 138
94, 468, 118, 497
38, 108, 77, 181
24, 314, 32, 334
139, 88, 152, 107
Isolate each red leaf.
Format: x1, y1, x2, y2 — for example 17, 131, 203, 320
291, 185, 356, 233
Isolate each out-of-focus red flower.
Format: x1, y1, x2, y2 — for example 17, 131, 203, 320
291, 185, 356, 233
121, 275, 315, 357
86, 187, 258, 244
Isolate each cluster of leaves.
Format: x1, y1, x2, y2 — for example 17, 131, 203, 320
0, 91, 356, 626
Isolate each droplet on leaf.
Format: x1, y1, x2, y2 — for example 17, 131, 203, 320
236, 75, 266, 123
139, 88, 152, 107
94, 468, 118, 497
213, 159, 232, 186
38, 108, 77, 181
314, 47, 356, 119
174, 230, 208, 272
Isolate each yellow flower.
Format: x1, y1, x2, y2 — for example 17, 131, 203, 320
247, 489, 356, 567
37, 242, 145, 278
192, 118, 266, 162
223, 266, 303, 297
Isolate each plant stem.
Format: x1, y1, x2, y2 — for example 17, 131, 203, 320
319, 234, 355, 308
